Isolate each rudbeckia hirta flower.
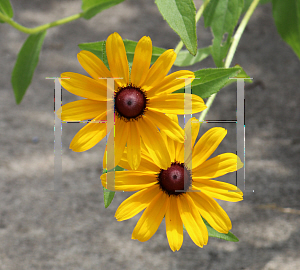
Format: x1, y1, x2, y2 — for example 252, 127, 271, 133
101, 117, 243, 251
58, 32, 206, 170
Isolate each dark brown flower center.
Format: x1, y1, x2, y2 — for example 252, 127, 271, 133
115, 85, 146, 120
158, 162, 192, 196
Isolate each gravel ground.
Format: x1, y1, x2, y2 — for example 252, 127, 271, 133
0, 0, 300, 269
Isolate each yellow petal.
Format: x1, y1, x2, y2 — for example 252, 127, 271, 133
115, 185, 161, 221
77, 50, 112, 81
57, 99, 106, 121
141, 49, 176, 91
127, 121, 141, 170
103, 131, 116, 170
186, 117, 200, 149
114, 117, 129, 168
168, 137, 177, 163
70, 112, 108, 152
193, 153, 244, 178
175, 141, 184, 163
160, 131, 176, 163
177, 194, 208, 248
60, 72, 110, 101
165, 114, 179, 124
191, 127, 227, 168
137, 116, 171, 169
147, 70, 195, 98
146, 109, 184, 143
149, 93, 206, 114
188, 192, 232, 234
165, 195, 183, 252
101, 171, 157, 191
132, 191, 168, 242
192, 179, 243, 202
131, 36, 152, 86
106, 32, 129, 87
179, 117, 201, 168
117, 148, 160, 172
102, 117, 129, 170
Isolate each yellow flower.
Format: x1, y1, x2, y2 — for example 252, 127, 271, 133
101, 117, 243, 251
58, 32, 206, 170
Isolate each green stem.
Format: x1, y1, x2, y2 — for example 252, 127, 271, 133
0, 12, 84, 35
174, 0, 211, 54
199, 0, 260, 123
224, 0, 260, 68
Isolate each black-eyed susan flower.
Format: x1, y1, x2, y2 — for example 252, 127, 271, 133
58, 32, 206, 170
101, 117, 243, 251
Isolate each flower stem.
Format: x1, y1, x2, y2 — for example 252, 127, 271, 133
224, 0, 260, 68
0, 11, 84, 35
174, 0, 211, 54
199, 0, 260, 123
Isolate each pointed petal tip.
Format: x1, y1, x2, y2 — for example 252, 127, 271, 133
114, 214, 121, 221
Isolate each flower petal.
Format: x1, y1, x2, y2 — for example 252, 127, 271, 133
186, 117, 200, 149
101, 171, 158, 191
60, 72, 110, 101
177, 117, 201, 168
137, 116, 171, 170
165, 114, 179, 124
132, 191, 168, 242
149, 93, 206, 114
131, 36, 152, 86
70, 111, 108, 152
102, 117, 129, 170
177, 195, 208, 248
165, 195, 183, 252
115, 185, 161, 221
146, 109, 184, 143
57, 99, 107, 121
175, 141, 184, 163
106, 32, 129, 87
191, 127, 227, 169
77, 50, 112, 81
127, 121, 141, 170
192, 179, 243, 202
114, 117, 129, 167
141, 49, 176, 91
188, 192, 232, 234
147, 70, 195, 98
193, 153, 244, 178
160, 132, 176, 163
116, 148, 160, 172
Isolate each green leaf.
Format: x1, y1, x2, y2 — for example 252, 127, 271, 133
11, 31, 47, 104
204, 0, 244, 67
204, 219, 239, 242
0, 0, 14, 23
155, 0, 197, 56
272, 0, 300, 60
243, 0, 271, 14
222, 64, 252, 87
81, 0, 125, 20
260, 0, 271, 4
183, 218, 239, 242
78, 39, 166, 65
174, 46, 211, 67
102, 165, 125, 208
175, 67, 242, 98
102, 40, 109, 69
242, 0, 252, 13
103, 187, 115, 208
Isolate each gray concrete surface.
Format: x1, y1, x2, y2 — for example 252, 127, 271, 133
0, 0, 300, 269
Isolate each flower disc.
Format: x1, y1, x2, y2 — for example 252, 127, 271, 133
115, 86, 146, 119
158, 162, 192, 195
